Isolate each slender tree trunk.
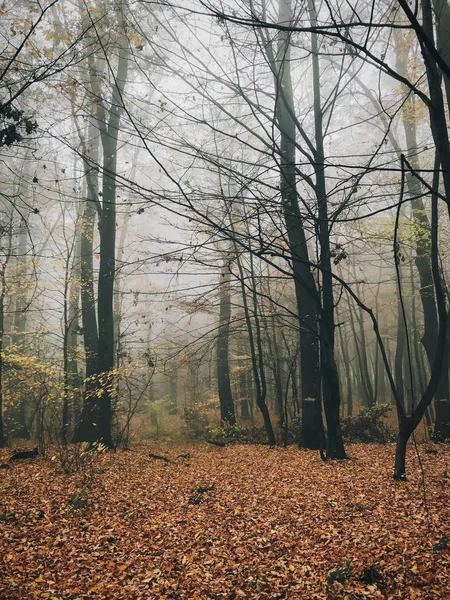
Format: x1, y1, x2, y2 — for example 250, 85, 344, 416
10, 215, 29, 438
0, 261, 7, 448
238, 337, 251, 419
356, 305, 375, 407
217, 260, 236, 426
61, 238, 72, 445
264, 293, 285, 433
233, 238, 275, 445
75, 132, 100, 443
0, 221, 13, 448
68, 211, 82, 429
337, 313, 353, 417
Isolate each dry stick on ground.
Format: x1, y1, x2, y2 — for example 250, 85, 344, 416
148, 453, 169, 463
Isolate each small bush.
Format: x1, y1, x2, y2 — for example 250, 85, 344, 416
286, 415, 303, 445
341, 404, 393, 443
208, 422, 268, 445
181, 404, 210, 440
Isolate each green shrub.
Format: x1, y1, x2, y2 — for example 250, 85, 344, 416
341, 404, 393, 443
328, 560, 354, 585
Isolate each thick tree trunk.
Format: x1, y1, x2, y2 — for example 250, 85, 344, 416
394, 33, 450, 438
308, 0, 346, 458
77, 11, 129, 447
275, 0, 323, 449
434, 398, 450, 440
75, 147, 99, 444
393, 419, 413, 480
433, 0, 450, 114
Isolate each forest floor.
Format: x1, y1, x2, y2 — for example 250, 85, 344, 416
0, 443, 449, 600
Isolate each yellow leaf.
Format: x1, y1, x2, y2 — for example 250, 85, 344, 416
35, 575, 46, 583
117, 564, 128, 571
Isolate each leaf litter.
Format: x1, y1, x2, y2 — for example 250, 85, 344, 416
0, 443, 449, 599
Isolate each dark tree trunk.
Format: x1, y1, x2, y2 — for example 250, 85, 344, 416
434, 397, 450, 440
433, 0, 450, 114
76, 19, 129, 447
96, 141, 117, 448
234, 235, 275, 445
217, 261, 236, 426
356, 306, 375, 407
308, 0, 346, 458
393, 419, 413, 480
273, 0, 323, 449
75, 163, 99, 443
394, 31, 450, 438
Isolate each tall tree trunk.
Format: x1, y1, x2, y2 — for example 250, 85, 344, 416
393, 156, 448, 478
433, 0, 450, 114
307, 0, 346, 457
233, 236, 275, 445
394, 32, 450, 439
0, 260, 7, 448
68, 210, 82, 429
96, 17, 129, 448
336, 310, 353, 417
217, 260, 236, 426
238, 337, 251, 420
62, 248, 71, 445
74, 122, 100, 443
0, 222, 13, 448
10, 214, 29, 438
77, 6, 129, 446
274, 0, 323, 450
356, 304, 375, 407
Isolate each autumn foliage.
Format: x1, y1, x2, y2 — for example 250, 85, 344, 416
1, 443, 449, 599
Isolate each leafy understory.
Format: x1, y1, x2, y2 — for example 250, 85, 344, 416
0, 444, 449, 599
